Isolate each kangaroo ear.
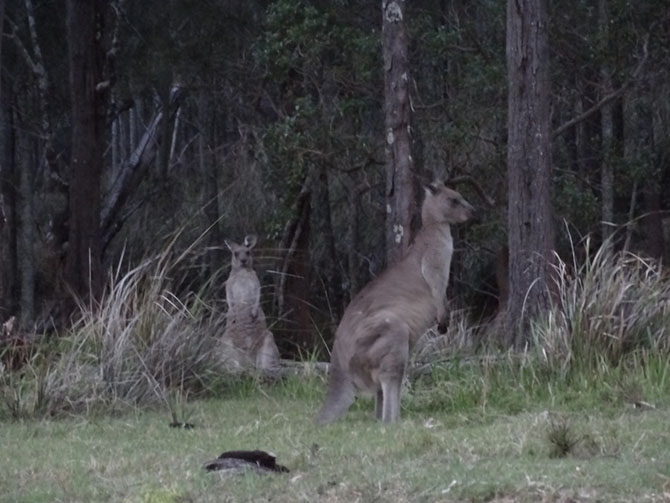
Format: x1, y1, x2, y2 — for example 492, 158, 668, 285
244, 235, 258, 249
224, 239, 237, 251
424, 180, 442, 195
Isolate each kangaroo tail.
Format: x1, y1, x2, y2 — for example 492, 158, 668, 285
314, 360, 355, 425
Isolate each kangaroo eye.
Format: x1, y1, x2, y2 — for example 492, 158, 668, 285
234, 252, 239, 258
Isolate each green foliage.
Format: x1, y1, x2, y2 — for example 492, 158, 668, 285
553, 174, 600, 237
121, 0, 248, 90
5, 0, 670, 347
252, 0, 384, 258
258, 0, 334, 78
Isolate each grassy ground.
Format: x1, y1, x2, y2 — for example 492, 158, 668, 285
2, 364, 670, 503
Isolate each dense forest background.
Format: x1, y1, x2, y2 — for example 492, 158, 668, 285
0, 0, 668, 356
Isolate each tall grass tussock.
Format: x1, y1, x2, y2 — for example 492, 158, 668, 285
1, 231, 234, 418
3, 235, 670, 422
4, 237, 670, 502
533, 238, 670, 374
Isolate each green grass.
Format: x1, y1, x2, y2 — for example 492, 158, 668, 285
2, 367, 670, 503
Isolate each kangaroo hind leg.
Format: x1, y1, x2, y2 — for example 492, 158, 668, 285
380, 378, 402, 423
315, 361, 355, 425
372, 320, 410, 423
375, 388, 384, 420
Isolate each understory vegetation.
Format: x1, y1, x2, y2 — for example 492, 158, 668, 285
2, 241, 670, 501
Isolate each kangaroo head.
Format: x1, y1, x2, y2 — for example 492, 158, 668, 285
422, 182, 474, 225
225, 235, 258, 270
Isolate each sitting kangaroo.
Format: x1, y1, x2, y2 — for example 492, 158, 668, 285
316, 182, 474, 424
223, 235, 280, 371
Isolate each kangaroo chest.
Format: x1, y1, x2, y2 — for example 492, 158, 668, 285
227, 270, 259, 305
420, 227, 453, 300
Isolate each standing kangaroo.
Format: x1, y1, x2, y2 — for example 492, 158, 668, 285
316, 182, 474, 424
224, 235, 280, 371
225, 235, 261, 321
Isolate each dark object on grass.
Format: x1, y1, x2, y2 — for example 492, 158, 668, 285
169, 421, 195, 429
204, 449, 289, 474
547, 415, 580, 458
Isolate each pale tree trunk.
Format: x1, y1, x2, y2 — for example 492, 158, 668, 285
23, 0, 51, 141
599, 0, 615, 241
8, 0, 59, 182
7, 0, 59, 322
383, 0, 416, 265
504, 0, 554, 346
101, 87, 185, 248
169, 106, 181, 168
112, 117, 119, 172
65, 0, 105, 302
129, 106, 137, 152
118, 110, 127, 166
156, 76, 175, 177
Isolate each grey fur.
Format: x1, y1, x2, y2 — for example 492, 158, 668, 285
223, 235, 280, 371
316, 183, 474, 424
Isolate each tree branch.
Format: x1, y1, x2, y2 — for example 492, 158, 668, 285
447, 175, 496, 207
553, 32, 650, 139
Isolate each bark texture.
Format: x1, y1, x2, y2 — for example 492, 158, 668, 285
383, 0, 416, 265
599, 0, 615, 241
504, 0, 554, 345
64, 0, 105, 300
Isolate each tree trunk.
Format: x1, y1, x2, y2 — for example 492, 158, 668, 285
112, 116, 119, 172
17, 102, 36, 328
0, 0, 4, 76
382, 0, 416, 265
118, 109, 127, 169
642, 182, 664, 259
275, 175, 314, 356
504, 0, 554, 346
313, 166, 343, 316
0, 0, 8, 319
0, 70, 19, 321
282, 199, 313, 356
64, 0, 105, 302
101, 86, 184, 249
156, 77, 174, 178
641, 84, 664, 260
599, 0, 615, 241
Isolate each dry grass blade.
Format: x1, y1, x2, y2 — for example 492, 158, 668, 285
533, 237, 670, 372
1, 228, 236, 417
